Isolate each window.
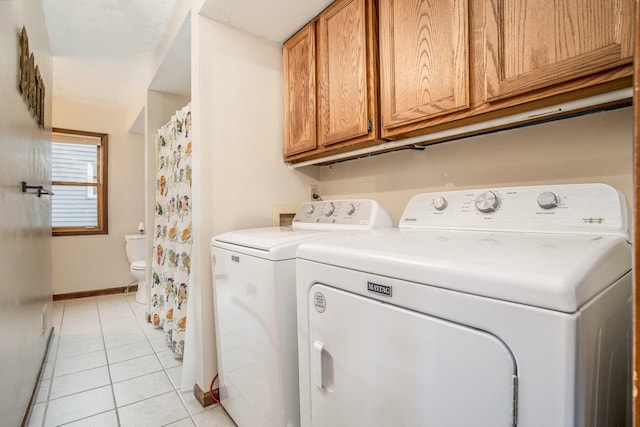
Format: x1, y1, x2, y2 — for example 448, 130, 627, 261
51, 128, 108, 236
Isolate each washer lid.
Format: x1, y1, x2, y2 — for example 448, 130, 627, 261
297, 229, 632, 313
212, 227, 336, 260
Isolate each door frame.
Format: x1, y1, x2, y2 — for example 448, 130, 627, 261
633, 1, 639, 424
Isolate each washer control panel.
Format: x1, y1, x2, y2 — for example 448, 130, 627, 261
474, 191, 500, 213
400, 184, 628, 236
293, 199, 392, 230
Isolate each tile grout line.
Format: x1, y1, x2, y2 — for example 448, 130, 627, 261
123, 294, 198, 426
95, 297, 123, 426
41, 297, 102, 426
37, 301, 64, 427
113, 294, 188, 423
101, 296, 181, 418
55, 409, 114, 427
37, 294, 213, 427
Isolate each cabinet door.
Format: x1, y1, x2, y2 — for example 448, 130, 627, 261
485, 0, 634, 102
283, 23, 317, 157
317, 0, 377, 147
378, 0, 470, 133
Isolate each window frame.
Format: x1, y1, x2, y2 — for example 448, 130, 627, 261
52, 127, 109, 236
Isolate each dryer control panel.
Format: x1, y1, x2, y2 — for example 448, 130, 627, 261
400, 183, 628, 237
293, 199, 392, 230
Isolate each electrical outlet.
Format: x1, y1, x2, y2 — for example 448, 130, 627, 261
308, 184, 318, 202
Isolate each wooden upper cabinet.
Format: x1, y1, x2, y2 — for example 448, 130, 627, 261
283, 22, 317, 157
378, 0, 470, 135
284, 0, 633, 163
485, 0, 634, 102
317, 0, 378, 147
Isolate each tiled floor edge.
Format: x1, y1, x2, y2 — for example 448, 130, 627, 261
33, 295, 236, 426
21, 326, 55, 427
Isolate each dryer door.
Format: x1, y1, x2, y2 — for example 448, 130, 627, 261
308, 284, 518, 427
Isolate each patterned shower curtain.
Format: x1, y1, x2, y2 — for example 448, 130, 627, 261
151, 104, 192, 357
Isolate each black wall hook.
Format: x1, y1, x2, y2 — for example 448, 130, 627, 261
21, 181, 54, 197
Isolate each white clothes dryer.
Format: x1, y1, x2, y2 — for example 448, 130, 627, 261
211, 200, 392, 427
296, 184, 631, 427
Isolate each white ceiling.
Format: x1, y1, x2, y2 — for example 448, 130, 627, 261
41, 0, 179, 107
199, 0, 333, 43
42, 0, 333, 108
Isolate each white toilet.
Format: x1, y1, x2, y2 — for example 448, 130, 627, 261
124, 234, 147, 304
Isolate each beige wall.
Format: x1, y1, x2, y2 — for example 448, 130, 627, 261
0, 0, 53, 424
319, 107, 633, 225
52, 98, 146, 294
190, 14, 320, 391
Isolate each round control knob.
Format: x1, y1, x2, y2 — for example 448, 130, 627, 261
306, 204, 316, 215
537, 191, 559, 209
324, 202, 336, 217
475, 191, 499, 213
347, 203, 356, 216
432, 197, 447, 211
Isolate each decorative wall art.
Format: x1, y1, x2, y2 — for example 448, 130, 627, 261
19, 27, 45, 128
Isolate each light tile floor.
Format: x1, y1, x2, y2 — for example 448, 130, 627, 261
28, 293, 237, 427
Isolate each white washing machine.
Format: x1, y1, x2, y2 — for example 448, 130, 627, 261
296, 184, 632, 427
211, 200, 392, 427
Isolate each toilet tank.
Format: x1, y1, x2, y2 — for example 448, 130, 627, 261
125, 234, 146, 262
